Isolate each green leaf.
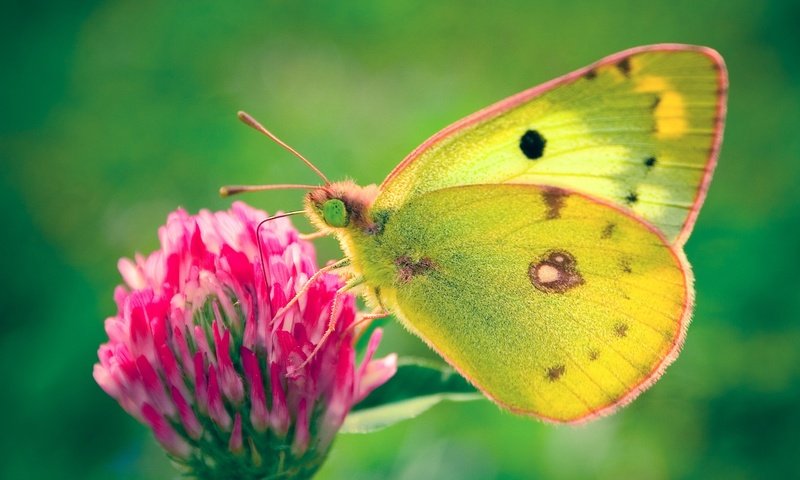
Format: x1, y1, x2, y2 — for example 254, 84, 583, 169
341, 358, 483, 433
354, 314, 391, 357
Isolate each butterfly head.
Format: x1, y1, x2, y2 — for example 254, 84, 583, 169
305, 181, 380, 233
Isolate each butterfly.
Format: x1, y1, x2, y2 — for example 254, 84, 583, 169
222, 44, 727, 424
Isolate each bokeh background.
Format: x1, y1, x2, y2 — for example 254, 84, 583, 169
3, 1, 799, 478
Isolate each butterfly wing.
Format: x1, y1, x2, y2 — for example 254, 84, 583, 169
374, 184, 692, 423
374, 44, 727, 245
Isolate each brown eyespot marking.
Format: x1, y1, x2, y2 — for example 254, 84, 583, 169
396, 256, 435, 284
546, 364, 565, 382
542, 188, 568, 220
614, 323, 629, 338
588, 349, 600, 361
528, 250, 584, 294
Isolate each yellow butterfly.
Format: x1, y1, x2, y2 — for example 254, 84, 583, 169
223, 44, 727, 423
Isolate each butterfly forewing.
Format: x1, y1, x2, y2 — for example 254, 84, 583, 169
375, 184, 692, 422
375, 45, 726, 245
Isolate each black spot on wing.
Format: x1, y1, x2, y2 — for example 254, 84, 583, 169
546, 364, 565, 381
616, 58, 632, 77
614, 323, 629, 338
584, 69, 597, 80
651, 96, 661, 110
620, 258, 633, 274
644, 156, 657, 168
625, 191, 639, 205
520, 129, 546, 160
601, 222, 616, 239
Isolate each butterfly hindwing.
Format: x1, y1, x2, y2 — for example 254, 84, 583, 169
374, 44, 727, 245
373, 184, 692, 422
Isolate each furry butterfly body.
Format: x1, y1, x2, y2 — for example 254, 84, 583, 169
233, 44, 727, 423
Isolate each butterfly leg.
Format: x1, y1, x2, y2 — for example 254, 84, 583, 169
299, 230, 330, 241
288, 276, 365, 376
349, 310, 391, 338
272, 258, 350, 324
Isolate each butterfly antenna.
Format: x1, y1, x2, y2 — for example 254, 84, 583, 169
219, 184, 317, 197
255, 210, 306, 291
238, 111, 331, 185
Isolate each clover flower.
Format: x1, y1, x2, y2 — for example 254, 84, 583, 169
94, 202, 396, 479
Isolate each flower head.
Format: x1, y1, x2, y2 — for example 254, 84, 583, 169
94, 202, 396, 478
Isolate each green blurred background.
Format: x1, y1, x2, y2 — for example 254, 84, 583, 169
2, 0, 799, 478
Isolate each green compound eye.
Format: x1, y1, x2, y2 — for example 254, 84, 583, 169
322, 199, 349, 227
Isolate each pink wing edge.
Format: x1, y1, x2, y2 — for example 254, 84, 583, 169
392, 183, 695, 425
380, 43, 729, 247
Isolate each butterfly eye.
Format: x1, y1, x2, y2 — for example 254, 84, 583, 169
322, 199, 349, 228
